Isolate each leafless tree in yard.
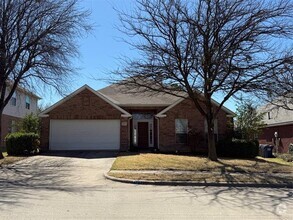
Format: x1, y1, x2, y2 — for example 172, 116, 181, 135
0, 0, 91, 159
113, 0, 293, 161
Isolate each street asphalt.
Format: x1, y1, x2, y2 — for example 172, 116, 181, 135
0, 152, 292, 220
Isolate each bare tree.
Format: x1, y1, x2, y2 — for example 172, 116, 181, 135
0, 0, 91, 159
113, 0, 293, 161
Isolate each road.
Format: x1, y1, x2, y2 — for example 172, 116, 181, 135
0, 152, 292, 219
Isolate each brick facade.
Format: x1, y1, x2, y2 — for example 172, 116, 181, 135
259, 124, 293, 153
120, 117, 130, 151
40, 88, 127, 151
40, 87, 233, 152
1, 114, 22, 148
158, 99, 231, 153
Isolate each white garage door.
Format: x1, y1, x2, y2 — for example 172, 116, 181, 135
49, 120, 120, 150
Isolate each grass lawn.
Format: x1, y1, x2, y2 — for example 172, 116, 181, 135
109, 153, 293, 183
256, 156, 293, 166
111, 153, 293, 173
0, 151, 28, 166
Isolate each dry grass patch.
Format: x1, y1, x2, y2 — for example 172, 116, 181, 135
0, 152, 28, 166
256, 156, 293, 166
111, 153, 293, 173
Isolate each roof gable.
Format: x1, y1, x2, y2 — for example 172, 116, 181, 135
39, 85, 131, 117
156, 95, 235, 117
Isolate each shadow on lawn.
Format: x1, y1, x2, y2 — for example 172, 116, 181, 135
201, 159, 293, 185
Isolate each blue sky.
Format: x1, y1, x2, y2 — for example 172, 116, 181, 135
40, 0, 237, 112
41, 0, 134, 105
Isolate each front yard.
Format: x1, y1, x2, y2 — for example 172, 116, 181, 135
108, 153, 293, 184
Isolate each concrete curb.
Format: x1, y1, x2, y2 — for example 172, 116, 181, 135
104, 173, 293, 188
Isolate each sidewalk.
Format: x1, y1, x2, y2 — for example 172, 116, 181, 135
105, 170, 293, 188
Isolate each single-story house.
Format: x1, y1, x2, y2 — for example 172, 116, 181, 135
39, 84, 234, 152
258, 100, 293, 153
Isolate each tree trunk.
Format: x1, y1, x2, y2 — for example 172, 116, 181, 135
206, 114, 218, 161
0, 113, 4, 159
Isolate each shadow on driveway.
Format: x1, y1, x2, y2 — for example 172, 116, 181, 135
0, 151, 116, 209
41, 150, 119, 159
182, 186, 293, 218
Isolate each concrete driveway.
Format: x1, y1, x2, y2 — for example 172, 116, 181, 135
0, 152, 292, 219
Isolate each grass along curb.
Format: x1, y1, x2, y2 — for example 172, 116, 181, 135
0, 153, 29, 166
104, 172, 293, 188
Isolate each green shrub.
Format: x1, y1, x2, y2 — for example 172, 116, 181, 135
289, 143, 293, 155
216, 138, 259, 158
18, 113, 40, 134
5, 132, 40, 156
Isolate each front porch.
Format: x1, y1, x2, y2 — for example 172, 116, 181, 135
129, 111, 159, 150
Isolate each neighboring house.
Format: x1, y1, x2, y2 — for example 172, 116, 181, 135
1, 86, 40, 147
258, 99, 293, 153
39, 84, 234, 152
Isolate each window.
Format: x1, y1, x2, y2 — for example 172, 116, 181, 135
149, 123, 153, 145
9, 120, 17, 133
268, 112, 271, 120
175, 119, 188, 144
25, 95, 30, 109
133, 125, 137, 146
10, 92, 17, 106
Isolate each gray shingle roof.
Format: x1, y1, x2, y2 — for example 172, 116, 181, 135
98, 83, 235, 116
98, 84, 181, 107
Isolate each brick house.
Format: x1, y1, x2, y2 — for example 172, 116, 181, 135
258, 100, 293, 153
1, 86, 40, 148
39, 84, 234, 152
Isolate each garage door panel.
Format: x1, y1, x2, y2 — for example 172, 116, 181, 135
50, 120, 120, 150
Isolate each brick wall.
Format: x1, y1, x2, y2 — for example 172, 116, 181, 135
159, 98, 231, 153
120, 117, 130, 151
49, 89, 122, 120
40, 117, 50, 151
40, 88, 128, 151
1, 114, 22, 148
259, 124, 293, 153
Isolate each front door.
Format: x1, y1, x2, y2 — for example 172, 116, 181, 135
137, 122, 149, 147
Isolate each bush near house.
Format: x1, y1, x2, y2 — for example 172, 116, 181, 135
289, 143, 293, 155
217, 139, 259, 158
18, 113, 40, 134
275, 153, 293, 162
5, 132, 40, 156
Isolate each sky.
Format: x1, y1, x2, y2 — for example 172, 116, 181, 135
40, 0, 134, 106
40, 0, 237, 112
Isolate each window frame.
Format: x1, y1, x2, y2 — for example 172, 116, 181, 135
25, 95, 31, 109
10, 92, 17, 106
175, 119, 188, 144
